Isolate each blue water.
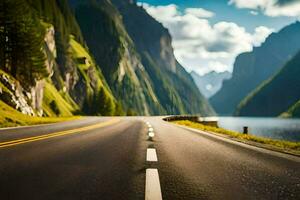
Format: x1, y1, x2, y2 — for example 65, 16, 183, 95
217, 117, 300, 142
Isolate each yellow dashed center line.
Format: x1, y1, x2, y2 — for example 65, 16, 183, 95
0, 119, 120, 148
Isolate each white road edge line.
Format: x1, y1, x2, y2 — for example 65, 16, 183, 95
173, 123, 300, 161
145, 168, 163, 200
147, 148, 158, 162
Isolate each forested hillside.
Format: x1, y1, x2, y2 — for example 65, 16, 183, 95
0, 0, 214, 120
236, 51, 300, 117
210, 22, 300, 115
0, 0, 123, 119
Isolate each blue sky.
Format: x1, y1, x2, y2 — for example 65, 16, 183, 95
138, 0, 295, 31
138, 0, 299, 75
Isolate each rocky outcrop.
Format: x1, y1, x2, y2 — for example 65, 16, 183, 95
32, 25, 57, 116
159, 36, 176, 73
0, 25, 57, 116
44, 25, 57, 74
0, 72, 35, 115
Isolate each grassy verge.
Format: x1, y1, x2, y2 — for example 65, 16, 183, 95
42, 81, 79, 117
0, 100, 80, 128
172, 120, 300, 154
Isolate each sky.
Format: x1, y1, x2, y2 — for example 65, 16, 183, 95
137, 0, 299, 75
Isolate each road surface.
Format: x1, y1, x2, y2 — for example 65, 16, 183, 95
0, 117, 299, 200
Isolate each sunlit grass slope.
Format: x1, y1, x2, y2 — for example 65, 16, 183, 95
42, 82, 79, 117
70, 36, 120, 115
70, 36, 115, 101
282, 100, 300, 118
0, 100, 79, 128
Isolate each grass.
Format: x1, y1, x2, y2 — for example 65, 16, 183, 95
69, 36, 116, 102
0, 100, 80, 128
70, 36, 94, 71
43, 82, 78, 117
282, 99, 300, 118
70, 36, 97, 97
173, 120, 300, 153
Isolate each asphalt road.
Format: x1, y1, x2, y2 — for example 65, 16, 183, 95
0, 117, 299, 200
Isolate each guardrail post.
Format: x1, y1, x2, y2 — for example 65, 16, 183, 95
243, 126, 248, 134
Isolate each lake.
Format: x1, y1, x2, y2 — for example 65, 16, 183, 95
216, 117, 300, 142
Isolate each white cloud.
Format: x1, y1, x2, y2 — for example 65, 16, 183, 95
229, 0, 270, 9
141, 3, 273, 74
185, 8, 215, 18
229, 0, 300, 17
252, 26, 273, 46
138, 3, 178, 23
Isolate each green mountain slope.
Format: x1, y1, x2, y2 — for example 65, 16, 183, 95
71, 0, 214, 115
236, 51, 300, 117
31, 0, 120, 116
284, 100, 300, 118
74, 0, 161, 115
0, 0, 214, 120
210, 22, 300, 115
105, 0, 214, 115
0, 0, 121, 118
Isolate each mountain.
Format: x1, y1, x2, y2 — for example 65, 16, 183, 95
236, 51, 300, 117
191, 71, 231, 98
210, 22, 300, 115
72, 0, 215, 115
0, 0, 214, 119
31, 0, 120, 116
1, 0, 122, 118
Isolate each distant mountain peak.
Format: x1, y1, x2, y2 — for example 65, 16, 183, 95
191, 70, 231, 99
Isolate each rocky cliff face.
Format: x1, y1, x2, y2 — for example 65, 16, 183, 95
210, 22, 300, 115
0, 25, 56, 116
0, 71, 35, 115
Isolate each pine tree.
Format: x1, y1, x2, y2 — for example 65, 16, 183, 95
0, 0, 48, 87
96, 88, 116, 116
104, 97, 114, 116
114, 101, 125, 116
0, 2, 4, 70
97, 88, 107, 115
0, 0, 13, 72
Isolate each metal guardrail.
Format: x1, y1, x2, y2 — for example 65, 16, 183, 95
163, 115, 200, 122
163, 115, 219, 127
